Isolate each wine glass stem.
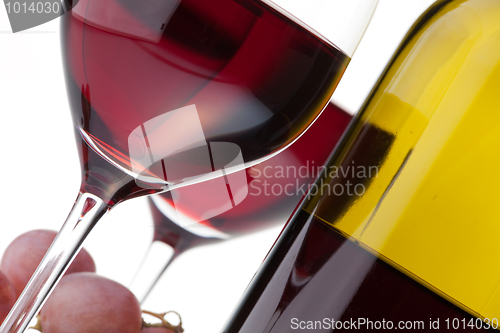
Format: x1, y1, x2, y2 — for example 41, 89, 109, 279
129, 241, 180, 303
0, 192, 109, 333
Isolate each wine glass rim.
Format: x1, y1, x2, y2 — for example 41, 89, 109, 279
259, 0, 349, 57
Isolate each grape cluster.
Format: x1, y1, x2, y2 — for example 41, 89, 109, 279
0, 230, 181, 333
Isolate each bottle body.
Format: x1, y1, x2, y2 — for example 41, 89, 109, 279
222, 0, 500, 331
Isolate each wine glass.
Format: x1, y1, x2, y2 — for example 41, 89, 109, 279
0, 0, 377, 331
129, 102, 352, 301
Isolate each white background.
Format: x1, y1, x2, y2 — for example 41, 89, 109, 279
0, 0, 435, 331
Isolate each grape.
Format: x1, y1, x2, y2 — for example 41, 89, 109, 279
0, 270, 16, 323
40, 272, 142, 333
0, 229, 96, 297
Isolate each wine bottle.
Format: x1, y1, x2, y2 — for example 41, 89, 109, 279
222, 0, 500, 331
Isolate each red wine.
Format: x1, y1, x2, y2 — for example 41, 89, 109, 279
60, 0, 349, 204
150, 103, 352, 253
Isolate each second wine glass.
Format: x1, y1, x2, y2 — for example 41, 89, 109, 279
130, 102, 352, 302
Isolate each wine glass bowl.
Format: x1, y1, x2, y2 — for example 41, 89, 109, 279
64, 0, 351, 200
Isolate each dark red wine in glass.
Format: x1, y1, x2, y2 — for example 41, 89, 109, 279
131, 102, 352, 301
0, 0, 378, 331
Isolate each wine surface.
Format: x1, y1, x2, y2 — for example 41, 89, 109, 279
223, 0, 500, 331
150, 103, 352, 252
60, 0, 349, 203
